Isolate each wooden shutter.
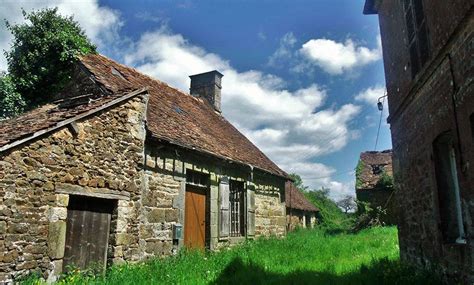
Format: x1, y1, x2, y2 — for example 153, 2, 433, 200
219, 177, 230, 237
247, 184, 256, 236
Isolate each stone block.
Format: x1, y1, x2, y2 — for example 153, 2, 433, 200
46, 259, 63, 283
0, 221, 6, 234
165, 209, 178, 222
48, 221, 66, 259
147, 209, 165, 223
48, 207, 67, 222
55, 194, 69, 207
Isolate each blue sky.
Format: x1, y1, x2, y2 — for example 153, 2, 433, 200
0, 0, 391, 200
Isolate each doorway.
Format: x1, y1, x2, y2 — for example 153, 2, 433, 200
63, 195, 115, 272
184, 185, 207, 249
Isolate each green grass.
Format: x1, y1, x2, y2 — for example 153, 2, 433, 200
21, 227, 441, 285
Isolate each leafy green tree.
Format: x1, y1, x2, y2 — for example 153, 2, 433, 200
4, 8, 96, 106
0, 73, 25, 119
289, 173, 308, 191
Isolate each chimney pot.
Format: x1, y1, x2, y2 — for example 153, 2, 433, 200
189, 70, 223, 112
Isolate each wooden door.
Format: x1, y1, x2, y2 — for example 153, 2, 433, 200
184, 185, 207, 249
63, 196, 114, 272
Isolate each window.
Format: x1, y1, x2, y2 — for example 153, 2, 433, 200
470, 113, 474, 142
433, 132, 466, 244
403, 0, 430, 78
186, 170, 209, 187
371, 164, 384, 175
229, 180, 245, 237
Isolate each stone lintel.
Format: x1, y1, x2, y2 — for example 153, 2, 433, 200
55, 183, 130, 200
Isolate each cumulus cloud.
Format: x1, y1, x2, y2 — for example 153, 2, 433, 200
355, 85, 386, 105
0, 0, 121, 71
125, 27, 361, 199
300, 37, 381, 75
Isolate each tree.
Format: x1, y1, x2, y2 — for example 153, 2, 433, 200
336, 195, 356, 213
0, 73, 25, 119
289, 173, 308, 191
4, 8, 96, 106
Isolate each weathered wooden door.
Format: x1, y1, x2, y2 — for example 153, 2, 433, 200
184, 185, 207, 249
63, 196, 114, 272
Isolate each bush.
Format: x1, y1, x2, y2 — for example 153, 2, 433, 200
352, 200, 386, 232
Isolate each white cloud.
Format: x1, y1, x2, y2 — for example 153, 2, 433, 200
125, 27, 361, 200
300, 37, 381, 75
355, 85, 386, 105
267, 32, 297, 67
0, 0, 121, 71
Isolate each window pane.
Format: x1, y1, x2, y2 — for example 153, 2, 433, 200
418, 23, 430, 67
433, 133, 461, 243
405, 9, 415, 41
413, 0, 425, 26
409, 42, 420, 77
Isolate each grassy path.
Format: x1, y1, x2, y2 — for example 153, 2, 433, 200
24, 227, 440, 285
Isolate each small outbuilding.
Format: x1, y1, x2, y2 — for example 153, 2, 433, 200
355, 150, 396, 224
285, 182, 319, 231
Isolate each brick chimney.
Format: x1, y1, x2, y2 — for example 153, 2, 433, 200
189, 70, 223, 112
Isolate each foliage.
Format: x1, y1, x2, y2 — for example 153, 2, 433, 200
355, 159, 364, 189
304, 189, 353, 231
0, 73, 25, 119
336, 195, 357, 213
288, 173, 308, 191
20, 227, 441, 285
4, 8, 96, 106
376, 169, 394, 189
352, 200, 386, 232
288, 173, 352, 231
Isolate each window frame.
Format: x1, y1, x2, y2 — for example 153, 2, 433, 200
432, 132, 466, 244
403, 0, 430, 78
229, 180, 246, 237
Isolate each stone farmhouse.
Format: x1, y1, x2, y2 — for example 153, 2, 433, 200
355, 150, 396, 225
0, 54, 289, 282
285, 182, 319, 231
364, 0, 473, 283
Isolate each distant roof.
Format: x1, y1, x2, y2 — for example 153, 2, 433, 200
356, 149, 393, 190
285, 182, 319, 212
0, 54, 288, 178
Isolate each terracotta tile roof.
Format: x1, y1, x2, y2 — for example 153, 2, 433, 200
0, 88, 144, 151
356, 149, 393, 190
0, 54, 288, 178
285, 182, 319, 212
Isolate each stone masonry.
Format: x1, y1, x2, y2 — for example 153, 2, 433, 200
0, 95, 148, 283
365, 1, 473, 283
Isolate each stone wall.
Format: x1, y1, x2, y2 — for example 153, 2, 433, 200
143, 143, 287, 249
286, 209, 316, 231
376, 2, 473, 283
254, 174, 286, 237
0, 94, 148, 283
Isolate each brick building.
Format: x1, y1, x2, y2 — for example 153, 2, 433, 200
355, 150, 396, 225
364, 1, 473, 283
285, 182, 319, 231
0, 54, 288, 283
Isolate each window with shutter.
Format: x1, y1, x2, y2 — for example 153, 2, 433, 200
229, 180, 245, 237
403, 0, 430, 78
219, 177, 230, 238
